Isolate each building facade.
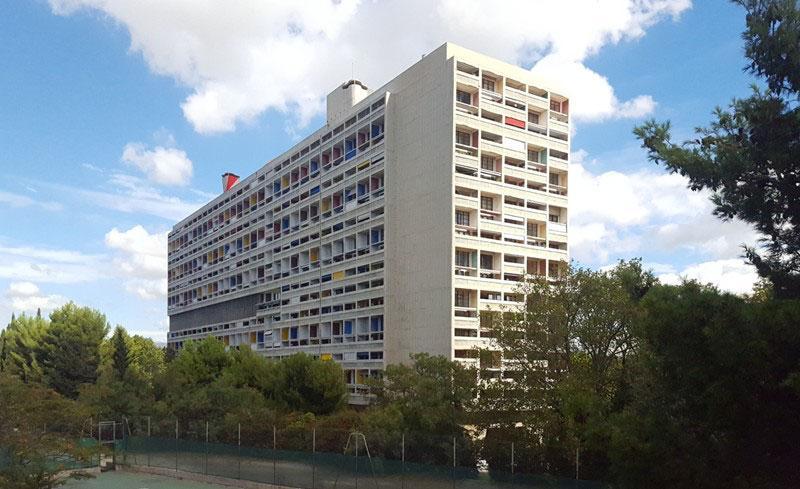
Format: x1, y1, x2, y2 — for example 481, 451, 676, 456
167, 43, 570, 401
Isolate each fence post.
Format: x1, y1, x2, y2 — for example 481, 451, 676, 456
205, 421, 209, 476
401, 433, 405, 489
511, 442, 515, 476
272, 425, 276, 484
175, 419, 179, 472
312, 427, 316, 489
237, 423, 241, 480
452, 436, 456, 489
147, 417, 151, 468
575, 440, 580, 480
354, 433, 359, 489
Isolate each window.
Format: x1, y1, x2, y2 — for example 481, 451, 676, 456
455, 250, 471, 267
480, 254, 494, 270
528, 112, 540, 124
456, 210, 471, 226
455, 289, 470, 308
456, 90, 472, 105
482, 77, 496, 91
549, 214, 560, 223
549, 173, 560, 185
550, 100, 562, 112
481, 196, 494, 211
456, 130, 472, 146
481, 155, 495, 171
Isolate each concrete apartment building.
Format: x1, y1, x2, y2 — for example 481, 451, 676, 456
167, 43, 569, 400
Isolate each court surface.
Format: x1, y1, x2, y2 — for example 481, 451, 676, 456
63, 471, 233, 489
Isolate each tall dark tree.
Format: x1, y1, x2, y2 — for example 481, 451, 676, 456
40, 303, 108, 399
634, 0, 800, 298
110, 326, 129, 381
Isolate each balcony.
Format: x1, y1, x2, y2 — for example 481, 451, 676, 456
549, 184, 568, 196
455, 265, 477, 277
455, 224, 478, 237
527, 122, 548, 136
456, 101, 479, 116
549, 222, 567, 234
480, 208, 501, 221
480, 88, 503, 103
454, 306, 478, 318
550, 110, 569, 124
455, 143, 478, 158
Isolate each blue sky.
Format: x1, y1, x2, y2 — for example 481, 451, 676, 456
0, 0, 761, 339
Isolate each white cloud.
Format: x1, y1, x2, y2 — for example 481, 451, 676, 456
105, 225, 167, 300
0, 190, 62, 211
0, 244, 104, 284
657, 259, 759, 295
4, 281, 68, 315
568, 149, 759, 265
529, 56, 656, 122
43, 174, 203, 221
49, 0, 690, 133
122, 142, 193, 186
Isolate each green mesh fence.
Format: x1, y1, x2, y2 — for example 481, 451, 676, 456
116, 420, 602, 489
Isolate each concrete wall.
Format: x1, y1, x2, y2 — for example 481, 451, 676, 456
383, 45, 455, 365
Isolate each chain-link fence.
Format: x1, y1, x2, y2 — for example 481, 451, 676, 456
114, 417, 601, 489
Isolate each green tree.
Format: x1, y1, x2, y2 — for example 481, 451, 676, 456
610, 282, 800, 488
274, 353, 346, 415
479, 261, 646, 479
2, 314, 48, 384
40, 303, 108, 399
634, 0, 800, 298
81, 328, 165, 421
0, 373, 95, 488
110, 326, 129, 381
367, 353, 479, 466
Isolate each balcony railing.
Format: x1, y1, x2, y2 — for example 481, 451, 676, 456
549, 184, 568, 196
480, 209, 501, 221
455, 224, 478, 237
528, 123, 547, 136
549, 222, 568, 233
550, 111, 569, 124
456, 101, 479, 116
455, 144, 478, 157
480, 89, 503, 103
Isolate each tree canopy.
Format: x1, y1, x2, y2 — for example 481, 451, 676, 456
634, 0, 800, 298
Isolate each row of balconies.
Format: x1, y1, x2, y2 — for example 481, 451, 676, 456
169, 98, 387, 248
170, 152, 385, 265
170, 129, 386, 260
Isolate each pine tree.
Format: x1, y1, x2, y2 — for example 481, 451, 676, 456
40, 302, 108, 398
635, 0, 800, 298
111, 326, 129, 381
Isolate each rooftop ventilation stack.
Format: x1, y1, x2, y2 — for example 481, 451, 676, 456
222, 172, 239, 192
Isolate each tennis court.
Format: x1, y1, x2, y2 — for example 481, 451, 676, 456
63, 470, 234, 489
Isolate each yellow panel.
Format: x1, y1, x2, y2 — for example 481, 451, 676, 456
332, 271, 345, 281
358, 160, 371, 170
223, 336, 230, 346
281, 329, 289, 341
320, 353, 332, 361
250, 332, 257, 343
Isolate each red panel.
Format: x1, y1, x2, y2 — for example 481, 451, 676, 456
505, 117, 525, 128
